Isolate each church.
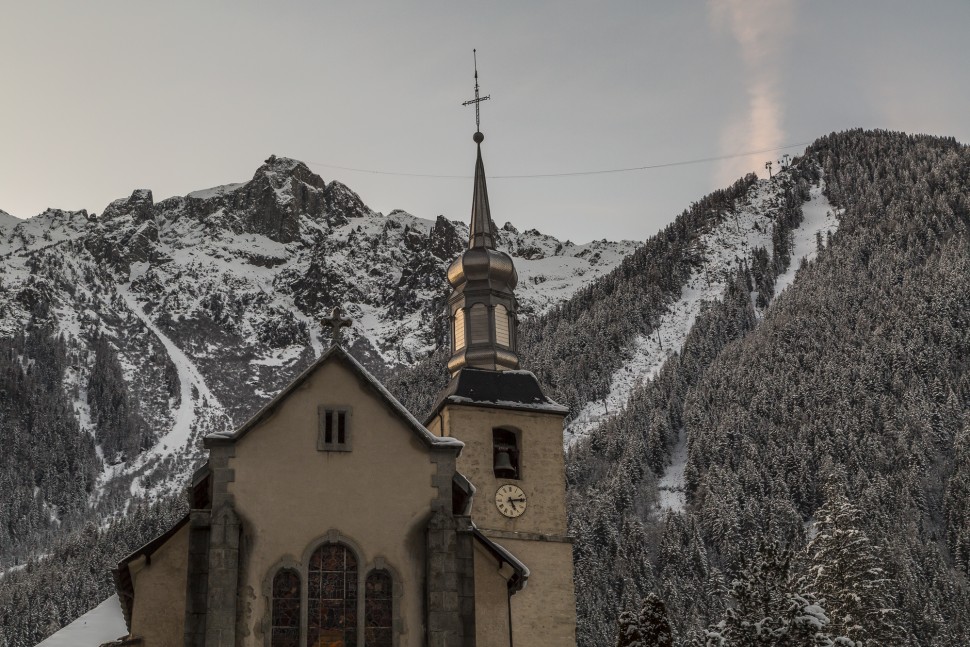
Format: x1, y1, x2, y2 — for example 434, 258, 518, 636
108, 126, 578, 647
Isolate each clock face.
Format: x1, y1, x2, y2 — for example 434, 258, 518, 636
495, 484, 527, 518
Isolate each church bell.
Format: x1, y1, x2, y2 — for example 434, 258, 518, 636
493, 447, 517, 479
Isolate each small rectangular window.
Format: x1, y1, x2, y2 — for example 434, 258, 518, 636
318, 407, 352, 452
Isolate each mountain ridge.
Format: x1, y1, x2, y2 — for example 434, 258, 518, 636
0, 155, 638, 564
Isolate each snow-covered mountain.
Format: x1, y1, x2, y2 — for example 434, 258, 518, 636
0, 155, 637, 505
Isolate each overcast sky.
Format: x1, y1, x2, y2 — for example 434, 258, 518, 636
2, 1, 968, 243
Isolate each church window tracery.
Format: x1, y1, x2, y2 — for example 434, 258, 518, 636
308, 543, 358, 647
271, 568, 301, 647
319, 408, 351, 452
364, 569, 393, 646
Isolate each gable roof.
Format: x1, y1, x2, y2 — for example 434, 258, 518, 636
205, 344, 463, 452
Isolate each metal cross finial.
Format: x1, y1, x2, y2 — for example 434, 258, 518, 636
322, 306, 353, 346
461, 49, 490, 134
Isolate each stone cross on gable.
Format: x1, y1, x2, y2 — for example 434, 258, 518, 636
322, 306, 353, 346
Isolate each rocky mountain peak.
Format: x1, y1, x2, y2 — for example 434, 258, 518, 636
255, 155, 326, 191
100, 189, 155, 224
429, 215, 465, 260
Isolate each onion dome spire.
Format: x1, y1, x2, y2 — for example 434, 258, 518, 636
446, 55, 519, 376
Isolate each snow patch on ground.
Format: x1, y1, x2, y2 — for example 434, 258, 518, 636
34, 595, 127, 647
771, 184, 840, 299
656, 431, 688, 512
186, 182, 246, 200
252, 344, 304, 367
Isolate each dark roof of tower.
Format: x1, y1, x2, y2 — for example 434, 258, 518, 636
468, 138, 497, 249
426, 368, 568, 422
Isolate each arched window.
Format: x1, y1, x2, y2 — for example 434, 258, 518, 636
469, 303, 489, 345
365, 570, 393, 647
492, 428, 520, 479
453, 308, 466, 351
495, 304, 511, 348
308, 543, 358, 647
270, 568, 300, 647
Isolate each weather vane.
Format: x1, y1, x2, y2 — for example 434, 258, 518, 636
461, 49, 490, 137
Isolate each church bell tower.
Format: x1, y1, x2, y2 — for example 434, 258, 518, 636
426, 56, 578, 647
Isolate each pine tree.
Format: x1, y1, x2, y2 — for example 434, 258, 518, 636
616, 609, 643, 647
638, 593, 674, 647
802, 489, 904, 646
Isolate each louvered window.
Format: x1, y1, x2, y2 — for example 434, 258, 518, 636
495, 304, 511, 348
319, 407, 351, 452
469, 304, 489, 345
453, 308, 466, 351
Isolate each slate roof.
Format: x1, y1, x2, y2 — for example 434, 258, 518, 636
427, 368, 568, 422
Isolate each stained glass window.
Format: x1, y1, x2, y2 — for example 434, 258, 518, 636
364, 570, 393, 647
308, 543, 358, 647
271, 568, 301, 647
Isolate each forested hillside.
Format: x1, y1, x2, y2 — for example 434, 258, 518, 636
567, 131, 970, 645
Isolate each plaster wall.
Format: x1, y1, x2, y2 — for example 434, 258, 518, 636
227, 359, 442, 646
435, 405, 568, 535
503, 537, 576, 647
128, 523, 189, 647
472, 543, 511, 647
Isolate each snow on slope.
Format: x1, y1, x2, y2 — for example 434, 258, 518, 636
34, 595, 126, 647
771, 183, 839, 299
565, 177, 783, 445
565, 171, 841, 514
657, 432, 689, 512
0, 209, 19, 234
513, 238, 637, 315
109, 283, 231, 496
